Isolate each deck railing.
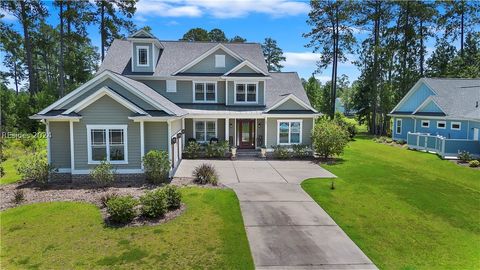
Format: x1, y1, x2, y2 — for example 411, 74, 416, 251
406, 132, 480, 158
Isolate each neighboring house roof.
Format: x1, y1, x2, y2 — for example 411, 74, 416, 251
99, 39, 269, 77
265, 72, 312, 110
391, 78, 480, 120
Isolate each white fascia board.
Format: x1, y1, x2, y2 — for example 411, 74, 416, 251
223, 60, 268, 76
172, 44, 244, 75
265, 94, 318, 113
129, 29, 156, 39
29, 115, 81, 121
412, 96, 446, 115
63, 87, 147, 115
390, 79, 438, 113
129, 116, 179, 122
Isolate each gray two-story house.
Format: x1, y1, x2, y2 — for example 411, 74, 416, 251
31, 30, 319, 181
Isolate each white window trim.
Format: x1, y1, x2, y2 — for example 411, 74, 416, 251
421, 120, 430, 128
451, 121, 461, 130
234, 81, 258, 104
193, 119, 217, 143
396, 119, 402, 135
192, 81, 217, 103
87, 125, 128, 165
215, 54, 225, 68
276, 119, 302, 145
166, 80, 177, 93
437, 120, 446, 129
136, 45, 150, 67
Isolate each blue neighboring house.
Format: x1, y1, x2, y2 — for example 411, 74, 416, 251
389, 78, 480, 159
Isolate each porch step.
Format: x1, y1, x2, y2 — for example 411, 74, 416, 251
236, 149, 261, 159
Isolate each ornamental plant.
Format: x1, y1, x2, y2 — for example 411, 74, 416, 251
312, 119, 349, 159
143, 150, 170, 184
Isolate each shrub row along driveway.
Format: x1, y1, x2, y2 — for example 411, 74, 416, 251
175, 160, 377, 269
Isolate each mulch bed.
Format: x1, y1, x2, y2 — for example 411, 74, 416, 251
448, 160, 480, 170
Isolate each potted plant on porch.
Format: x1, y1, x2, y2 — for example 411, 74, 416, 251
260, 145, 267, 158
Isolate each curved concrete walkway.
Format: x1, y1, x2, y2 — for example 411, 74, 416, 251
175, 160, 377, 270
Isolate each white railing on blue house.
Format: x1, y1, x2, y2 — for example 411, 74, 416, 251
406, 132, 480, 159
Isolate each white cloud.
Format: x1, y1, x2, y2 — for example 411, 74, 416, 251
135, 0, 309, 19
282, 52, 321, 68
166, 20, 180, 26
0, 11, 16, 21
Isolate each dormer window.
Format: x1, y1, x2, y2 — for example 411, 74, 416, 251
215, 54, 225, 68
137, 46, 149, 66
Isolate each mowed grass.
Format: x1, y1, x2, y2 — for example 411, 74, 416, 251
0, 188, 254, 270
302, 136, 480, 269
1, 138, 46, 185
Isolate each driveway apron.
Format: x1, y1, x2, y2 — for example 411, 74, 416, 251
174, 160, 377, 269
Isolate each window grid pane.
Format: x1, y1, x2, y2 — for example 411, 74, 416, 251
236, 84, 246, 102
206, 83, 215, 101
195, 83, 204, 101
139, 49, 148, 65
247, 84, 256, 102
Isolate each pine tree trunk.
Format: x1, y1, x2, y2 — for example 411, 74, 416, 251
59, 0, 65, 97
331, 5, 339, 119
330, 21, 337, 119
13, 61, 19, 95
419, 19, 424, 76
100, 1, 106, 61
19, 1, 36, 94
460, 1, 464, 57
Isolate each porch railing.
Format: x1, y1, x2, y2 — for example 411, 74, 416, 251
406, 132, 480, 158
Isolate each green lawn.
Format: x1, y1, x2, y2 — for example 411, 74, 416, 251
0, 188, 254, 270
1, 138, 46, 185
302, 136, 480, 270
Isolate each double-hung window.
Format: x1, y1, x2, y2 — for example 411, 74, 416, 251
235, 82, 257, 103
194, 82, 216, 102
421, 120, 430, 128
437, 121, 446, 129
88, 125, 128, 164
396, 119, 402, 134
136, 46, 149, 66
277, 120, 302, 145
194, 120, 216, 143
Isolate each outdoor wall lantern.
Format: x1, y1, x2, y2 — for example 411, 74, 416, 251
176, 133, 182, 139
171, 137, 177, 144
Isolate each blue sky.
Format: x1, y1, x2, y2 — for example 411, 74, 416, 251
1, 0, 448, 87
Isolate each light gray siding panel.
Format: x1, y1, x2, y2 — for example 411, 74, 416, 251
217, 119, 225, 141
273, 99, 307, 111
267, 118, 313, 147
171, 119, 182, 135
49, 121, 71, 169
226, 81, 264, 105
185, 118, 194, 140
185, 48, 240, 74
235, 65, 258, 73
144, 122, 168, 153
132, 42, 154, 72
73, 95, 141, 170
256, 119, 265, 147
61, 78, 155, 110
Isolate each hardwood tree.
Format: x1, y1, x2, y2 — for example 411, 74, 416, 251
181, 28, 209, 42
261, 38, 286, 72
230, 35, 246, 43
208, 28, 228, 42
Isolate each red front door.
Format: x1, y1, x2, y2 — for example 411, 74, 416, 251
238, 120, 255, 149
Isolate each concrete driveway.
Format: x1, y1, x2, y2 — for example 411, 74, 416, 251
174, 159, 377, 269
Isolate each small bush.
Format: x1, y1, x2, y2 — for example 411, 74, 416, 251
106, 195, 137, 223
0, 165, 4, 177
90, 160, 115, 187
163, 185, 182, 210
193, 163, 218, 185
312, 119, 349, 159
12, 190, 25, 204
397, 139, 406, 145
100, 192, 119, 208
272, 145, 290, 159
469, 160, 480, 168
333, 113, 357, 139
143, 150, 170, 184
292, 144, 310, 159
205, 141, 228, 158
140, 189, 167, 218
386, 138, 393, 143
16, 152, 54, 185
184, 141, 201, 159
458, 151, 473, 163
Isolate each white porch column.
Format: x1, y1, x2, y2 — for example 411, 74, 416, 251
255, 118, 257, 148
181, 118, 185, 150
69, 120, 75, 171
264, 117, 268, 148
140, 120, 145, 170
45, 120, 51, 164
225, 118, 230, 142
167, 120, 172, 162
234, 119, 237, 146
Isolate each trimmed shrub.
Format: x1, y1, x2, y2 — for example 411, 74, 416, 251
12, 190, 25, 204
312, 119, 349, 159
458, 151, 473, 163
90, 160, 115, 187
184, 141, 201, 159
143, 150, 170, 184
106, 195, 137, 223
397, 139, 407, 145
16, 152, 54, 185
205, 140, 228, 158
469, 160, 480, 168
0, 165, 4, 177
140, 189, 167, 218
292, 144, 310, 159
272, 145, 290, 159
163, 185, 182, 210
333, 114, 357, 139
100, 192, 119, 208
193, 163, 218, 185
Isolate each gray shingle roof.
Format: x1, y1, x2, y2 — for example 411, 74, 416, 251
422, 78, 480, 120
265, 72, 312, 109
99, 39, 269, 76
